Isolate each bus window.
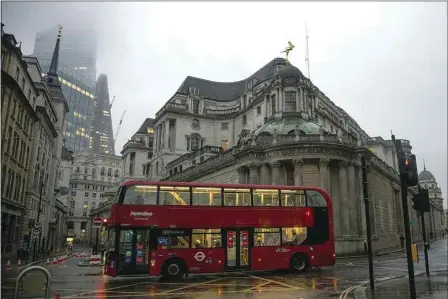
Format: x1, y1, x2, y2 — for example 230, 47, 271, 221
161, 229, 190, 249
282, 227, 307, 246
253, 189, 279, 207
223, 188, 250, 206
306, 190, 327, 207
254, 228, 280, 246
192, 229, 222, 248
123, 185, 157, 205
281, 190, 306, 207
159, 186, 190, 205
192, 187, 222, 206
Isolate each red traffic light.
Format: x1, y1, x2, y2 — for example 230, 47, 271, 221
405, 159, 409, 166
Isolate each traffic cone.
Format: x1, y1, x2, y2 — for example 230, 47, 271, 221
6, 260, 11, 269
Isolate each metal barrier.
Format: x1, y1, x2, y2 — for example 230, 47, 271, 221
14, 266, 52, 299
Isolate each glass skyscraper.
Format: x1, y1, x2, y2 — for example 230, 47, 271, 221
33, 26, 97, 83
38, 59, 96, 152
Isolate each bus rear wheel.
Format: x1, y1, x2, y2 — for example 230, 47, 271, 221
162, 259, 186, 279
290, 254, 308, 273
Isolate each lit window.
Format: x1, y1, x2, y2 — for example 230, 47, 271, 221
147, 128, 154, 134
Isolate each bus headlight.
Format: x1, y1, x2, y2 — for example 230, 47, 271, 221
151, 259, 156, 267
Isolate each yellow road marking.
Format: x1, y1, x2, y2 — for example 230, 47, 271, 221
243, 281, 271, 292
155, 277, 228, 295
61, 288, 301, 298
61, 280, 150, 298
339, 284, 361, 299
247, 274, 304, 290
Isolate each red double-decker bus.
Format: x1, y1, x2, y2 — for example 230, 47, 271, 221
104, 181, 335, 278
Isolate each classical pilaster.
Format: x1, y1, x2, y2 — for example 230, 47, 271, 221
259, 163, 270, 185
164, 119, 170, 149
292, 159, 304, 186
237, 167, 246, 184
318, 158, 330, 191
347, 161, 358, 235
356, 161, 367, 236
248, 163, 260, 184
338, 161, 349, 236
269, 161, 282, 185
295, 90, 300, 112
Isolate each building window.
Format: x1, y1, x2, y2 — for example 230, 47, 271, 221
107, 168, 112, 177
284, 91, 297, 112
257, 106, 262, 115
190, 134, 201, 151
242, 115, 247, 126
221, 123, 228, 130
70, 201, 75, 208
84, 192, 89, 197
100, 167, 105, 176
271, 95, 276, 114
15, 67, 20, 81
193, 99, 200, 114
71, 191, 76, 196
21, 78, 25, 90
114, 169, 119, 177
221, 140, 229, 151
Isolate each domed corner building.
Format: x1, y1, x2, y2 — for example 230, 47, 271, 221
418, 166, 446, 239
150, 57, 425, 255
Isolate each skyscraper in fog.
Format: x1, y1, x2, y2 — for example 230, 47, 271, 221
33, 26, 97, 83
91, 74, 115, 155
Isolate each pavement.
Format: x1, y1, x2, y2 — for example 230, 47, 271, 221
353, 237, 448, 299
1, 238, 446, 299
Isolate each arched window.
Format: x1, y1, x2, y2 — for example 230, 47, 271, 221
107, 168, 112, 177
101, 167, 105, 176
84, 167, 88, 174
114, 169, 119, 178
76, 166, 80, 173
191, 134, 201, 151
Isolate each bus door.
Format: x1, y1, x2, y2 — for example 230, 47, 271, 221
117, 228, 150, 275
223, 228, 252, 270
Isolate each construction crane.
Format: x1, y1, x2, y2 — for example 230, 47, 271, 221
109, 96, 116, 109
114, 110, 126, 144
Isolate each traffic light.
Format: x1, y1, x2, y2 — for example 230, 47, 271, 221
400, 154, 419, 187
412, 188, 430, 212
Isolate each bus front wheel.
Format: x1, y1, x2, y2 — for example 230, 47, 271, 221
162, 258, 186, 279
290, 254, 308, 273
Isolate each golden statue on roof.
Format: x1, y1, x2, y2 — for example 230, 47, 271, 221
281, 41, 295, 63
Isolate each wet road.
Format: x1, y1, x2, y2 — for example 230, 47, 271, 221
2, 238, 446, 299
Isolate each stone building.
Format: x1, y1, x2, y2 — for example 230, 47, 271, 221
121, 118, 155, 181
66, 152, 121, 243
153, 57, 423, 254
419, 165, 446, 239
1, 25, 40, 255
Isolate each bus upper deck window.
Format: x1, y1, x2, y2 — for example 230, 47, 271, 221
124, 185, 157, 205
160, 186, 190, 205
281, 190, 306, 207
192, 187, 222, 206
253, 189, 279, 207
223, 188, 250, 206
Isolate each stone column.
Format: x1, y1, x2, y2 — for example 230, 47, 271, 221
237, 167, 246, 184
318, 158, 330, 191
269, 161, 281, 185
259, 163, 270, 185
347, 162, 358, 236
293, 159, 304, 186
164, 119, 170, 149
248, 163, 260, 184
356, 162, 367, 236
338, 161, 350, 236
295, 89, 300, 112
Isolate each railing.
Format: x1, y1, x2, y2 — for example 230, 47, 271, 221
204, 106, 241, 116
155, 102, 188, 118
122, 139, 148, 149
167, 145, 223, 169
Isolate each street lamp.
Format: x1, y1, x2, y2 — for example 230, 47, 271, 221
32, 172, 48, 262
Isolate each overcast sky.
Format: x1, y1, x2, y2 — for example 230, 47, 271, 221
2, 2, 447, 207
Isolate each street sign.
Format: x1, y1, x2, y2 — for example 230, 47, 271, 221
93, 217, 102, 228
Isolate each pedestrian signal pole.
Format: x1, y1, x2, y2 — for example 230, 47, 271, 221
392, 134, 417, 299
414, 186, 431, 276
